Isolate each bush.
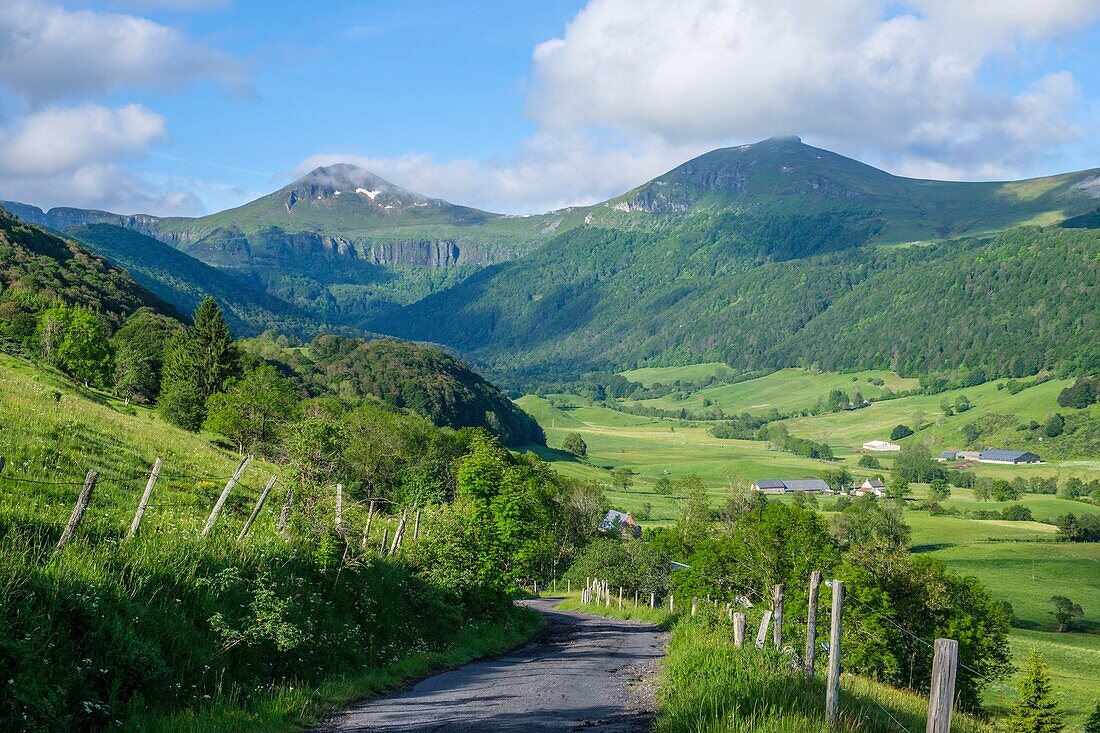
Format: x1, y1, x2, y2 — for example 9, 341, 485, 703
890, 424, 914, 440
563, 538, 670, 597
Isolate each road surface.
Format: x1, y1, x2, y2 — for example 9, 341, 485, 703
319, 597, 668, 732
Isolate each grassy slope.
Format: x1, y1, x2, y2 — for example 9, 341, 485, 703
0, 352, 541, 730
621, 362, 737, 387
518, 369, 1100, 727
625, 368, 920, 415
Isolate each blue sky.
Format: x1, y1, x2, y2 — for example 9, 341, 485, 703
2, 0, 1099, 215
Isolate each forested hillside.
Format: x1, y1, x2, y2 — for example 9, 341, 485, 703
383, 225, 1100, 388
0, 210, 175, 349
67, 223, 320, 337
243, 334, 545, 446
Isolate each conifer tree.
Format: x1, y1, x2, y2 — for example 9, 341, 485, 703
1005, 652, 1065, 733
157, 298, 241, 431
1084, 702, 1100, 733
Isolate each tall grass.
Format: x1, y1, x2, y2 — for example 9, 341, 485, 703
0, 352, 542, 731
655, 610, 993, 733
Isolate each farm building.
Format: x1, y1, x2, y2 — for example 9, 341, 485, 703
854, 479, 887, 498
937, 451, 958, 462
598, 509, 642, 537
751, 478, 830, 494
978, 450, 1042, 465
862, 440, 901, 452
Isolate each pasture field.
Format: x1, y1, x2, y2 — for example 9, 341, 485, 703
621, 361, 737, 387
623, 367, 920, 416
518, 375, 1100, 728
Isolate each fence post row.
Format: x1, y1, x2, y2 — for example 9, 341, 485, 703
201, 455, 250, 537
238, 475, 278, 541
126, 457, 163, 540
825, 580, 845, 725
56, 470, 98, 550
805, 570, 821, 677
926, 638, 958, 733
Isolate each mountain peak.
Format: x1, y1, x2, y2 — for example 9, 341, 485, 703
281, 164, 437, 212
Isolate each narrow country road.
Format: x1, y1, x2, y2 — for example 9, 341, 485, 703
318, 597, 668, 732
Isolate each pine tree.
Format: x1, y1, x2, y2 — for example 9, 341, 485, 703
190, 297, 240, 398
1084, 702, 1100, 733
156, 299, 240, 431
1005, 652, 1065, 733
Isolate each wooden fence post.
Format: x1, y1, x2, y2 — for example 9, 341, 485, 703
634, 590, 639, 608
389, 512, 408, 555
335, 483, 343, 530
926, 638, 958, 733
380, 526, 389, 554
650, 592, 655, 609
691, 598, 697, 616
57, 470, 98, 550
126, 457, 162, 539
414, 510, 421, 539
773, 584, 785, 649
201, 456, 250, 537
755, 610, 773, 649
619, 587, 623, 609
277, 486, 294, 536
733, 612, 746, 648
805, 570, 822, 677
567, 579, 571, 594
361, 500, 376, 549
238, 475, 278, 541
825, 580, 845, 725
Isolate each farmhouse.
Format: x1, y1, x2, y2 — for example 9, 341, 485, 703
598, 509, 642, 538
751, 478, 830, 494
854, 478, 887, 498
978, 450, 1042, 465
862, 440, 901, 452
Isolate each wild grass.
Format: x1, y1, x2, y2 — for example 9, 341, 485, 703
0, 351, 542, 731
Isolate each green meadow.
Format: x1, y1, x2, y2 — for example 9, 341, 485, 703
625, 367, 919, 415
518, 365, 1100, 728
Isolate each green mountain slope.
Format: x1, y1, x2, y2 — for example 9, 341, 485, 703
66, 223, 320, 337
0, 210, 174, 334
589, 136, 1100, 242
381, 224, 1100, 387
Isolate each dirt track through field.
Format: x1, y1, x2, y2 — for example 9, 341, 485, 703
318, 597, 668, 732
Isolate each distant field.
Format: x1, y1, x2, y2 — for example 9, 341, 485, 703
624, 367, 920, 416
518, 380, 1100, 727
620, 361, 736, 387
517, 395, 832, 521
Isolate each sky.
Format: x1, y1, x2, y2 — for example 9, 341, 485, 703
1, 0, 1099, 216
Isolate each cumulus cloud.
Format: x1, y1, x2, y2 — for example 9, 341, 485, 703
0, 104, 167, 174
297, 132, 711, 213
303, 0, 1099, 213
0, 1, 249, 215
0, 0, 243, 104
526, 0, 1100, 180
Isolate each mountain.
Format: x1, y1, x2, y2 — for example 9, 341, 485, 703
65, 224, 321, 337
377, 138, 1100, 386
2, 165, 585, 328
0, 210, 175, 342
4, 137, 1099, 388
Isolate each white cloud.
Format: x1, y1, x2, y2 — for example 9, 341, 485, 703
0, 104, 167, 174
297, 0, 1099, 213
297, 132, 710, 214
526, 0, 1100, 178
0, 163, 205, 215
0, 0, 244, 104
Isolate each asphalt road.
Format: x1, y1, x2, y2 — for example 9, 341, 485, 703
319, 597, 668, 732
